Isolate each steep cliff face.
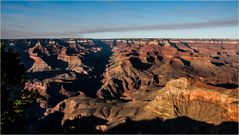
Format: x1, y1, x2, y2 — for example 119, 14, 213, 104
97, 39, 239, 99
2, 38, 238, 133
23, 39, 109, 108
45, 78, 239, 132
144, 78, 239, 124
26, 39, 95, 74
24, 72, 78, 108
57, 47, 88, 74
27, 42, 52, 72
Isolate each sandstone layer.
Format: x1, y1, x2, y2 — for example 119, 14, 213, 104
57, 46, 88, 74
27, 42, 52, 72
45, 78, 239, 132
2, 38, 238, 134
97, 39, 239, 99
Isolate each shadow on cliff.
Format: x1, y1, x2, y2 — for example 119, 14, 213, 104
106, 117, 238, 134
78, 39, 112, 97
35, 115, 238, 134
61, 116, 108, 134
129, 57, 152, 70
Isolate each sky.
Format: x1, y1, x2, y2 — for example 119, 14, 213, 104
1, 1, 238, 39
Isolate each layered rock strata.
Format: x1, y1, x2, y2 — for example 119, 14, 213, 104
27, 42, 52, 72
45, 78, 239, 132
97, 39, 239, 99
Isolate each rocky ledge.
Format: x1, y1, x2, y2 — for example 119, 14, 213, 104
44, 78, 238, 133
57, 46, 88, 74
97, 39, 239, 99
27, 42, 52, 72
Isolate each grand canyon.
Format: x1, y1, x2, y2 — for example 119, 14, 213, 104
1, 38, 238, 133
1, 1, 238, 134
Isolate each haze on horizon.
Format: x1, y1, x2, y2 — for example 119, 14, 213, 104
1, 1, 238, 39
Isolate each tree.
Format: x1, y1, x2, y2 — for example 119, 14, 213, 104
1, 42, 36, 133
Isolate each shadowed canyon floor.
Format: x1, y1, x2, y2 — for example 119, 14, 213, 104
1, 38, 239, 134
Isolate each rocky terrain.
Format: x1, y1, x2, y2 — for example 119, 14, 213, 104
1, 38, 238, 134
45, 78, 238, 133
27, 41, 52, 72
57, 46, 88, 74
97, 39, 238, 99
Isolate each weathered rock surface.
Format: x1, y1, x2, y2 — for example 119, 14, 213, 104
27, 42, 52, 72
2, 38, 238, 134
20, 39, 96, 74
97, 39, 239, 99
24, 72, 79, 108
144, 78, 239, 124
57, 47, 88, 74
45, 78, 239, 132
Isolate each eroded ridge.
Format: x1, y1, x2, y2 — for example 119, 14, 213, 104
97, 39, 239, 99
45, 78, 239, 132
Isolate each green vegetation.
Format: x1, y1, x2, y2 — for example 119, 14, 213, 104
1, 42, 37, 133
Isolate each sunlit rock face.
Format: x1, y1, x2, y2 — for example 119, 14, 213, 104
27, 42, 52, 72
25, 39, 95, 74
144, 78, 239, 124
21, 39, 99, 108
57, 46, 88, 74
97, 39, 239, 99
2, 38, 238, 134
45, 78, 238, 132
24, 72, 79, 108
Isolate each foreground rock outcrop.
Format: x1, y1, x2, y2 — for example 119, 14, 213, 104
45, 78, 239, 133
144, 78, 238, 124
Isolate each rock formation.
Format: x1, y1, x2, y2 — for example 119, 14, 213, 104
57, 47, 88, 74
45, 78, 239, 132
24, 72, 78, 108
27, 42, 52, 72
144, 78, 238, 124
2, 38, 238, 134
97, 39, 239, 99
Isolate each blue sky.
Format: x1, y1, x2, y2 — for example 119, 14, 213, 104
1, 1, 238, 39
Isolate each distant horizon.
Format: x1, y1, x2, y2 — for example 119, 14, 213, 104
1, 1, 238, 39
1, 37, 238, 40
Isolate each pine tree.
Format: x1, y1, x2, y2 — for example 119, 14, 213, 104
1, 42, 36, 133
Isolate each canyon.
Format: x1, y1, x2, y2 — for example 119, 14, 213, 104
2, 38, 239, 133
97, 39, 238, 99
